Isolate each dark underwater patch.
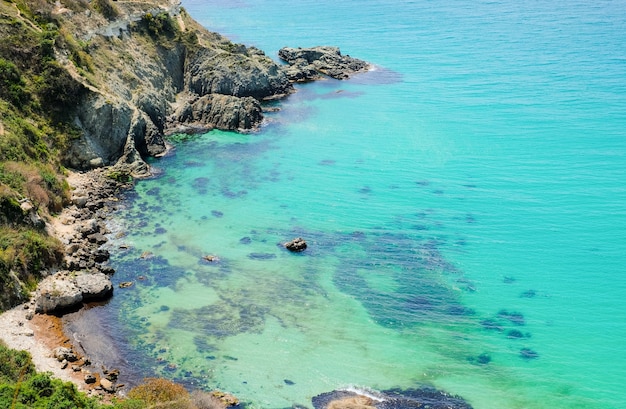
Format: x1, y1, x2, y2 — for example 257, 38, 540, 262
520, 289, 536, 298
331, 232, 470, 329
169, 301, 268, 339
248, 252, 276, 260
498, 309, 525, 326
520, 348, 539, 360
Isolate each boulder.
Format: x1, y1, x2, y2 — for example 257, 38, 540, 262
53, 347, 78, 362
100, 378, 116, 393
75, 272, 114, 301
278, 46, 370, 80
35, 275, 83, 313
35, 272, 113, 313
284, 237, 307, 252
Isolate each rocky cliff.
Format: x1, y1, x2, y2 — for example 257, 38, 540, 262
0, 0, 371, 311
44, 0, 294, 176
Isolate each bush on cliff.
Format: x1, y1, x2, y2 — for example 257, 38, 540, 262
0, 341, 101, 408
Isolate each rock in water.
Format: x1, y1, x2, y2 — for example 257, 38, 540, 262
278, 46, 370, 81
284, 237, 307, 252
75, 272, 114, 301
312, 387, 473, 409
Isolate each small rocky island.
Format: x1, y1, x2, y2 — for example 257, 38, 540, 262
279, 46, 371, 81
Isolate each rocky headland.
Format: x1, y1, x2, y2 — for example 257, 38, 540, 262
0, 0, 375, 399
0, 0, 474, 406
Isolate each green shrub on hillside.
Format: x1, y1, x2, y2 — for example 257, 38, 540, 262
0, 59, 29, 107
0, 341, 103, 409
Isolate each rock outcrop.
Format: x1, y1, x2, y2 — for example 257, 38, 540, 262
284, 237, 308, 252
34, 272, 113, 313
170, 93, 263, 133
52, 0, 296, 174
279, 46, 371, 81
312, 387, 473, 409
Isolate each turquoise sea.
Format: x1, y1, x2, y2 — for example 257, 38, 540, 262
81, 1, 626, 408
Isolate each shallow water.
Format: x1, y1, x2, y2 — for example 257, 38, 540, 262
82, 1, 626, 408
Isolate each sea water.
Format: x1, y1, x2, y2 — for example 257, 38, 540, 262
94, 1, 626, 408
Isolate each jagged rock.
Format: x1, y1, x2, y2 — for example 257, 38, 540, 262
279, 46, 370, 80
172, 94, 263, 132
66, 95, 132, 170
186, 46, 293, 100
284, 237, 307, 252
75, 272, 113, 301
35, 272, 113, 313
104, 368, 120, 381
84, 374, 97, 384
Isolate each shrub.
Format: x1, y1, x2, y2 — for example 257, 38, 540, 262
139, 12, 177, 38
92, 0, 119, 20
0, 341, 35, 384
0, 58, 29, 107
127, 378, 194, 408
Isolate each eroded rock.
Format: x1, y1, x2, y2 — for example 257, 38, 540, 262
284, 237, 307, 252
279, 46, 370, 81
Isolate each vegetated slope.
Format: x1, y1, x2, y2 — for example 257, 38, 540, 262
0, 0, 292, 310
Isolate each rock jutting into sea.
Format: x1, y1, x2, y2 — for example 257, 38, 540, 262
312, 387, 473, 409
278, 46, 371, 81
42, 0, 373, 176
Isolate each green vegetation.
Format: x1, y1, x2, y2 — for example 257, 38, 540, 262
0, 341, 231, 409
0, 341, 100, 408
92, 0, 119, 21
138, 12, 177, 39
0, 0, 81, 311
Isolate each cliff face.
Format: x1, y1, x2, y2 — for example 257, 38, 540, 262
0, 0, 294, 310
45, 0, 293, 176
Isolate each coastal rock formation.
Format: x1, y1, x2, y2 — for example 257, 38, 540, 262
44, 0, 296, 174
279, 46, 371, 81
284, 237, 308, 252
312, 388, 473, 409
186, 46, 292, 100
171, 93, 263, 133
35, 275, 83, 314
34, 271, 113, 314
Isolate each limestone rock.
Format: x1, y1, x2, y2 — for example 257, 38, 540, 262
278, 46, 370, 80
100, 378, 116, 393
35, 272, 113, 313
53, 347, 78, 362
35, 275, 83, 313
75, 272, 113, 301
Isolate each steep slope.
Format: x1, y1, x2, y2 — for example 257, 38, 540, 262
0, 0, 292, 310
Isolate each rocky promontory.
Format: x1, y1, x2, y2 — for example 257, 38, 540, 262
279, 46, 371, 81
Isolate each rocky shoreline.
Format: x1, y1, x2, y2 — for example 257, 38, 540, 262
0, 37, 374, 399
0, 168, 133, 397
